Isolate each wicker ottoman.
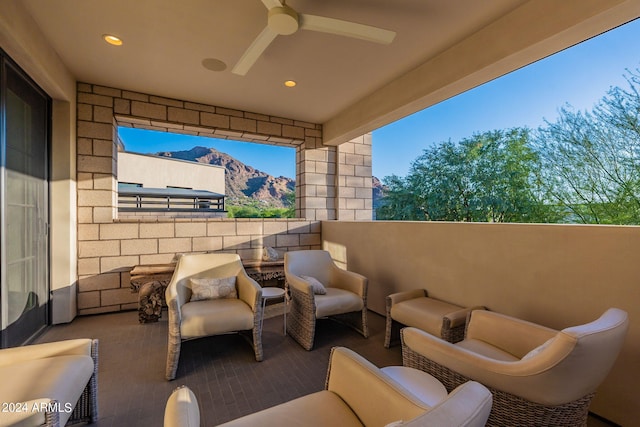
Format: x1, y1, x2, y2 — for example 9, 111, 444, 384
385, 289, 481, 348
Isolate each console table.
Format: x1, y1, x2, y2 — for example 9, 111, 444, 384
242, 259, 285, 284
130, 259, 285, 323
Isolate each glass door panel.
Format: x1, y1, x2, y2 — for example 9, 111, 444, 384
1, 56, 50, 347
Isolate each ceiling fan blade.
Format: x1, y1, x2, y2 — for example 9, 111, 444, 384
232, 27, 279, 76
299, 14, 396, 45
261, 0, 283, 10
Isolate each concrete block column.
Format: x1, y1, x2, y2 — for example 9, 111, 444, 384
296, 139, 337, 220
337, 134, 373, 220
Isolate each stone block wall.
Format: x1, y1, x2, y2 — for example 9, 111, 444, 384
77, 218, 321, 315
337, 134, 373, 220
296, 139, 337, 220
75, 82, 372, 313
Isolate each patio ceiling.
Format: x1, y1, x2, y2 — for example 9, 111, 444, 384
17, 0, 640, 144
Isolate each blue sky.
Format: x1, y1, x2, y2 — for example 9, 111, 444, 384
119, 18, 640, 180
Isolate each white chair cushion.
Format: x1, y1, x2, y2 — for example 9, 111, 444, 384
0, 355, 94, 426
380, 366, 448, 407
455, 339, 519, 362
391, 297, 462, 338
315, 288, 363, 318
217, 391, 363, 427
180, 299, 254, 339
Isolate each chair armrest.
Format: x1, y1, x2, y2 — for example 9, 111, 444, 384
329, 265, 367, 297
387, 289, 428, 306
0, 339, 92, 367
401, 327, 579, 405
326, 347, 429, 426
465, 310, 557, 357
236, 270, 262, 310
444, 306, 485, 329
164, 386, 200, 427
403, 382, 492, 427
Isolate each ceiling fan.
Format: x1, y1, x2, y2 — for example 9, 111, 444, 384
232, 0, 397, 76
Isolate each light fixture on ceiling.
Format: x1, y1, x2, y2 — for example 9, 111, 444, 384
103, 34, 123, 46
202, 58, 227, 72
284, 80, 296, 87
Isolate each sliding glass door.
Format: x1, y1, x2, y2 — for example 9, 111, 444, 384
0, 51, 50, 347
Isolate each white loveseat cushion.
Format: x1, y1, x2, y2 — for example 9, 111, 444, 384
180, 299, 254, 339
391, 297, 462, 337
217, 391, 363, 427
315, 288, 364, 318
0, 355, 94, 426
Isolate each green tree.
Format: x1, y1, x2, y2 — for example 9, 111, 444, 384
226, 192, 296, 218
377, 129, 553, 222
534, 70, 640, 224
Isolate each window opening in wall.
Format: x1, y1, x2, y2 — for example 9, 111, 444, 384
117, 128, 296, 218
372, 18, 640, 225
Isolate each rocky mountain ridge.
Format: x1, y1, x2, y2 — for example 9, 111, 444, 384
156, 146, 385, 210
156, 146, 294, 207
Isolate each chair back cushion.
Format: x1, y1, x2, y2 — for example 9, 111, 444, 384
463, 308, 629, 405
327, 347, 429, 425
546, 308, 629, 399
285, 250, 332, 286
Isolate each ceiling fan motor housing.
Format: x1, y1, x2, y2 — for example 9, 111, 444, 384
268, 5, 299, 35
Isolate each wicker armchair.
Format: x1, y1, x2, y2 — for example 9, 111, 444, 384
284, 250, 368, 350
165, 253, 263, 380
401, 308, 629, 426
0, 338, 98, 427
164, 347, 494, 427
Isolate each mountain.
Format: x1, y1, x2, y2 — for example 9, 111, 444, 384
156, 146, 295, 207
155, 145, 387, 212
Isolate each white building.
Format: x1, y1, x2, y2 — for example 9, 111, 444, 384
117, 151, 226, 218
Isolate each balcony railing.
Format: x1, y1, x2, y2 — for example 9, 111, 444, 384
118, 187, 225, 212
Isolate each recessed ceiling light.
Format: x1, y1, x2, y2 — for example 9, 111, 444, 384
284, 80, 297, 88
103, 34, 123, 46
202, 58, 227, 72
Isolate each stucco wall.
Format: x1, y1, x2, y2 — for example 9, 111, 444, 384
321, 220, 640, 425
118, 151, 225, 194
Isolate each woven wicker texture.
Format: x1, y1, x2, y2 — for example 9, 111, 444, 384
66, 338, 99, 425
401, 342, 593, 427
287, 284, 368, 351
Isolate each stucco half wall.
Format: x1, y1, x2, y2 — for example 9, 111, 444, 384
321, 220, 640, 426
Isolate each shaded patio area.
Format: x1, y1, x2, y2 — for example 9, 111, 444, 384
34, 308, 401, 426
33, 306, 615, 426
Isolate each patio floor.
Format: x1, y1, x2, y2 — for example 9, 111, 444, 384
34, 306, 614, 426
34, 306, 401, 426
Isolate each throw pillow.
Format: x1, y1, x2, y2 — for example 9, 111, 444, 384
189, 276, 237, 302
301, 275, 326, 295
